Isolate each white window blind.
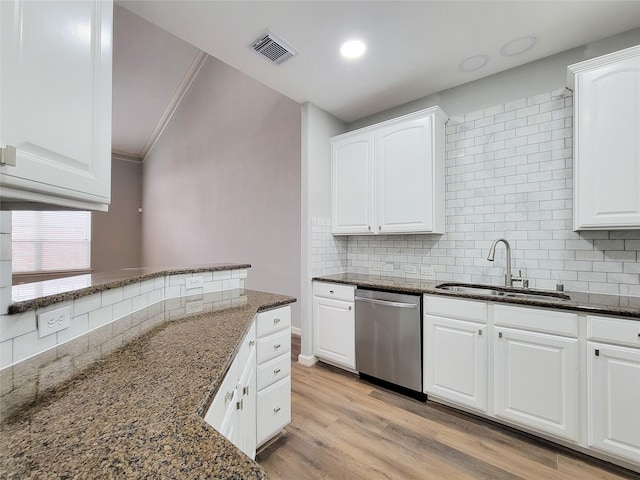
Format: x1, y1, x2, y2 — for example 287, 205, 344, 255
12, 211, 91, 273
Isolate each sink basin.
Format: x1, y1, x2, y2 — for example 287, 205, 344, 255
435, 283, 570, 301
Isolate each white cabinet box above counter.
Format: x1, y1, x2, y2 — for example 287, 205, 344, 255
0, 0, 113, 211
568, 45, 640, 230
330, 107, 448, 235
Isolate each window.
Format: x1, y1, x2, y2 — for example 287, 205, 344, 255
12, 211, 91, 273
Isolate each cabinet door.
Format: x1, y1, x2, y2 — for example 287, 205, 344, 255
236, 348, 256, 459
0, 0, 112, 210
331, 131, 375, 234
573, 47, 640, 229
376, 115, 437, 233
588, 342, 640, 463
424, 315, 487, 412
494, 327, 579, 441
313, 296, 355, 369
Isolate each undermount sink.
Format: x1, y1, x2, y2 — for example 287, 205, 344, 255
435, 283, 571, 301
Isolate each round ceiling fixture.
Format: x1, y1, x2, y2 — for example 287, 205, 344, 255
340, 40, 366, 59
501, 36, 537, 56
458, 54, 489, 72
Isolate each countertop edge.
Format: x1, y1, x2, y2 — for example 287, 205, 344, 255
312, 275, 640, 319
8, 263, 252, 314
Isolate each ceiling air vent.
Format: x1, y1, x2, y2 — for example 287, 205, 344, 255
250, 31, 297, 65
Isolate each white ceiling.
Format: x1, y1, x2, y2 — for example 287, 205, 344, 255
116, 0, 640, 126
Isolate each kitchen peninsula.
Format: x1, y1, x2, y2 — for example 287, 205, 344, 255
0, 265, 295, 478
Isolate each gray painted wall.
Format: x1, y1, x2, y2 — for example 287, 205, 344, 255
349, 28, 640, 130
142, 55, 302, 326
91, 158, 142, 272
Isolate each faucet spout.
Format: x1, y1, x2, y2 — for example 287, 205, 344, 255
487, 238, 513, 286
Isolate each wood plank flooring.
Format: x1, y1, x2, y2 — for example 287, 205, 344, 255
257, 335, 638, 480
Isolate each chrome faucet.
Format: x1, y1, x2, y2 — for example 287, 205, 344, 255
487, 238, 528, 288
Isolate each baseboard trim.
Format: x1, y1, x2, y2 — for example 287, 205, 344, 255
291, 326, 301, 336
297, 354, 317, 367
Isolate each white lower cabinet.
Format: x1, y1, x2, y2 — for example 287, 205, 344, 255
424, 296, 488, 412
312, 282, 355, 369
204, 305, 292, 458
587, 315, 640, 464
204, 321, 256, 458
494, 326, 580, 441
493, 305, 579, 442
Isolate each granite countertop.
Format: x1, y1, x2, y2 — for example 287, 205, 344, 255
0, 290, 295, 479
313, 273, 640, 319
9, 263, 251, 314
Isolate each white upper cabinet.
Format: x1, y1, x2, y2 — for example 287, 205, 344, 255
331, 131, 375, 234
331, 107, 447, 235
568, 46, 640, 230
0, 0, 113, 211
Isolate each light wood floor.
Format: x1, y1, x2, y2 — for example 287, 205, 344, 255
257, 335, 638, 480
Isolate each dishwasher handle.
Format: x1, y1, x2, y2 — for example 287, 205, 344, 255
354, 296, 418, 309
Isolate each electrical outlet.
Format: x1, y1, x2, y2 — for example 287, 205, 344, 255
383, 263, 394, 272
405, 265, 417, 274
185, 276, 204, 289
37, 306, 71, 338
420, 265, 435, 277
185, 300, 204, 314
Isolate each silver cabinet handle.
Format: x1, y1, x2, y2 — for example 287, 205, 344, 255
329, 290, 334, 294
274, 343, 281, 349
225, 391, 234, 402
274, 406, 281, 413
274, 368, 281, 374
498, 332, 503, 339
249, 340, 255, 347
368, 226, 371, 231
348, 305, 352, 311
378, 226, 381, 231
273, 318, 281, 324
478, 329, 482, 335
243, 385, 250, 396
236, 399, 243, 410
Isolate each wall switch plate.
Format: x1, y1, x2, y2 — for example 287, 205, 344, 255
383, 263, 394, 272
185, 300, 204, 314
37, 306, 71, 338
185, 276, 204, 289
405, 265, 417, 274
420, 265, 435, 277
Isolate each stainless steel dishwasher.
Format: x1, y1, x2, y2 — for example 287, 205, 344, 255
355, 289, 423, 396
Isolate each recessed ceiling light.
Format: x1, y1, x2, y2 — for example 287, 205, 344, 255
340, 40, 366, 59
458, 54, 489, 72
501, 36, 537, 56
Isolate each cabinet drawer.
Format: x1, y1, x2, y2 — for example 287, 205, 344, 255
256, 306, 291, 337
425, 295, 487, 323
257, 329, 291, 364
312, 282, 355, 302
257, 377, 291, 446
588, 315, 640, 348
257, 354, 291, 391
494, 304, 578, 337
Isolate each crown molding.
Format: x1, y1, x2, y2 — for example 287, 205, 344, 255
111, 150, 143, 163
141, 50, 208, 162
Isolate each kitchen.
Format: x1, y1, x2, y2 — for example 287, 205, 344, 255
1, 1, 640, 478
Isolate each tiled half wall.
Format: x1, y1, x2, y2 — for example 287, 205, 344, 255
0, 270, 247, 421
312, 88, 640, 296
